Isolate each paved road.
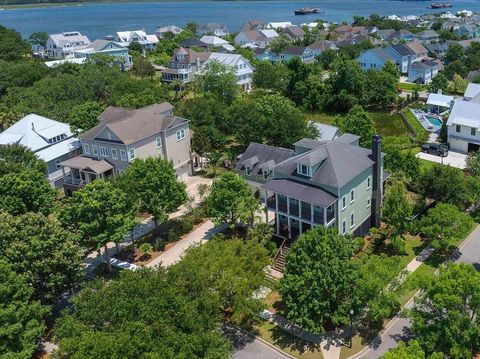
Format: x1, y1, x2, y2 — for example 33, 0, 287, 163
355, 225, 480, 359
225, 327, 290, 359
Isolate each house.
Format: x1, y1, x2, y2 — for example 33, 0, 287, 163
206, 53, 254, 91
46, 31, 91, 59
426, 92, 454, 114
180, 37, 209, 49
236, 134, 385, 238
376, 29, 395, 41
464, 82, 480, 100
356, 47, 395, 71
276, 46, 315, 63
424, 42, 449, 58
281, 25, 305, 41
0, 114, 81, 186
161, 47, 210, 84
234, 30, 278, 48
241, 20, 266, 32
405, 40, 429, 59
198, 23, 229, 37
114, 30, 159, 51
386, 43, 416, 74
311, 122, 340, 141
454, 24, 480, 38
59, 103, 192, 196
334, 37, 359, 48
307, 40, 338, 56
74, 40, 133, 70
266, 22, 293, 30
387, 29, 415, 42
447, 100, 480, 153
254, 47, 272, 61
408, 59, 439, 84
44, 58, 87, 68
155, 25, 183, 39
467, 70, 480, 82
199, 35, 229, 48
415, 30, 440, 43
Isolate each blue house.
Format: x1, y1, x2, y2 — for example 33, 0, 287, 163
275, 46, 315, 63
386, 44, 415, 74
356, 47, 395, 71
254, 47, 273, 61
74, 40, 133, 70
408, 60, 439, 84
453, 24, 480, 38
387, 29, 415, 42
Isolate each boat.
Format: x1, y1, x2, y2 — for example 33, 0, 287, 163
294, 7, 322, 15
428, 2, 453, 8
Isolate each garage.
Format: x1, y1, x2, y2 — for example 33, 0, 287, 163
468, 143, 480, 153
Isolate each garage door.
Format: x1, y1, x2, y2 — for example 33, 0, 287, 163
468, 143, 480, 152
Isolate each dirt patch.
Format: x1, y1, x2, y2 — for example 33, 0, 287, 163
114, 246, 163, 267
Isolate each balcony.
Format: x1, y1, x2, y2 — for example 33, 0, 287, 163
63, 176, 85, 187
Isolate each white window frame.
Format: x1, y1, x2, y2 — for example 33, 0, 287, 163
342, 196, 346, 210
297, 164, 311, 177
367, 176, 371, 190
176, 129, 186, 141
92, 144, 98, 156
120, 150, 127, 161
83, 143, 90, 155
350, 213, 355, 228
155, 136, 162, 148
128, 148, 136, 160
367, 198, 371, 208
111, 148, 118, 160
350, 189, 355, 203
55, 159, 61, 169
99, 146, 109, 157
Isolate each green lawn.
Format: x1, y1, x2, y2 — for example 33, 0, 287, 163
398, 82, 428, 92
402, 109, 429, 143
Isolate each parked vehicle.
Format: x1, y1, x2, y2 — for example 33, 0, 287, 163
421, 143, 449, 157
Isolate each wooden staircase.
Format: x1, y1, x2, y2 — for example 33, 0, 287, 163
273, 240, 291, 273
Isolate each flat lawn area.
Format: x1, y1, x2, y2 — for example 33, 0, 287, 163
402, 109, 429, 142
254, 321, 324, 359
371, 112, 410, 137
398, 82, 428, 92
309, 112, 336, 125
339, 334, 366, 359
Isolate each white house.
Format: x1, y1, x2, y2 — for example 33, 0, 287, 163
0, 114, 81, 186
207, 53, 254, 91
114, 30, 159, 51
266, 22, 293, 30
198, 23, 229, 37
234, 29, 278, 48
447, 84, 480, 153
155, 25, 183, 39
426, 92, 454, 114
200, 35, 229, 47
46, 31, 91, 59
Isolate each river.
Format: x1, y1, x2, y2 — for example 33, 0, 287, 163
1, 0, 480, 39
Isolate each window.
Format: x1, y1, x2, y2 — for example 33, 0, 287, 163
472, 128, 476, 136
176, 129, 186, 141
297, 164, 311, 177
92, 145, 98, 156
350, 213, 355, 228
128, 148, 136, 160
367, 176, 371, 190
246, 166, 252, 176
367, 198, 371, 208
342, 196, 346, 210
342, 220, 346, 235
155, 136, 162, 148
263, 170, 270, 180
456, 125, 461, 133
99, 146, 109, 157
83, 143, 90, 155
55, 159, 61, 169
111, 148, 118, 160
120, 150, 127, 161
350, 189, 355, 203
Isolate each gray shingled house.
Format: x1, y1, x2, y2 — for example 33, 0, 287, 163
236, 134, 385, 238
60, 102, 192, 196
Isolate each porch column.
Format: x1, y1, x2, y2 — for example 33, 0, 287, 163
311, 203, 314, 223
61, 166, 65, 180
287, 217, 292, 239
276, 213, 280, 235
263, 189, 269, 223
323, 207, 327, 226
287, 196, 290, 215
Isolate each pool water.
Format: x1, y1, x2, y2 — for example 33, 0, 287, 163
426, 116, 442, 127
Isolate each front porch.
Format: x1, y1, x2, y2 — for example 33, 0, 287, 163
59, 156, 115, 196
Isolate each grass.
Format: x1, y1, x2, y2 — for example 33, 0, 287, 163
339, 334, 366, 359
254, 320, 324, 359
397, 82, 428, 92
308, 112, 337, 125
402, 108, 429, 143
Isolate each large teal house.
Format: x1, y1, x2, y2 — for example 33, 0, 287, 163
74, 40, 133, 70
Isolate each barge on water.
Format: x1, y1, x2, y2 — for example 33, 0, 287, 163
294, 7, 323, 15
427, 2, 453, 8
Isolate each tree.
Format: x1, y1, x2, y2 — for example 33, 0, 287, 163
382, 340, 428, 359
28, 32, 48, 48
205, 150, 222, 177
269, 36, 289, 54
206, 172, 259, 228
252, 61, 288, 92
416, 165, 469, 209
382, 179, 413, 236
186, 22, 198, 34
0, 168, 57, 215
280, 227, 358, 333
0, 105, 22, 132
0, 143, 46, 176
410, 263, 480, 358
0, 25, 30, 61
317, 48, 338, 70
364, 67, 398, 110
447, 73, 468, 95
67, 101, 104, 135
119, 158, 187, 225
428, 73, 448, 94
54, 268, 232, 359
0, 212, 83, 304
444, 43, 465, 64
384, 146, 420, 180
127, 41, 143, 54
61, 180, 138, 272
194, 60, 238, 104
335, 105, 375, 148
132, 56, 156, 78
444, 60, 468, 80
0, 261, 46, 359
416, 203, 473, 250
139, 243, 153, 260
466, 150, 480, 177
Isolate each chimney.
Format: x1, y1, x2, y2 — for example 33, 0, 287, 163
371, 134, 382, 229
31, 123, 35, 131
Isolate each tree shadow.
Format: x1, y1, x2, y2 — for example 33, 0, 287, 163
269, 325, 321, 354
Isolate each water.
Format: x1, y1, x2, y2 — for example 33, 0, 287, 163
426, 115, 443, 126
1, 0, 480, 39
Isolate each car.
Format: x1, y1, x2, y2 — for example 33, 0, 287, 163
421, 143, 449, 157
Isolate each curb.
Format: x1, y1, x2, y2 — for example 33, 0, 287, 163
232, 326, 297, 359
346, 224, 480, 359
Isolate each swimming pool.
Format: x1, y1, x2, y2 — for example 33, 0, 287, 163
426, 115, 442, 127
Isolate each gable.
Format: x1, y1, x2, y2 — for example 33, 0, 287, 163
95, 126, 123, 142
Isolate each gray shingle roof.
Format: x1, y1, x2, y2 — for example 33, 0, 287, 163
236, 142, 295, 176
282, 46, 307, 55
390, 43, 415, 56
262, 179, 337, 207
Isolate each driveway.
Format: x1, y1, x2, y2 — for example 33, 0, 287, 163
225, 327, 290, 359
354, 225, 480, 359
416, 150, 467, 169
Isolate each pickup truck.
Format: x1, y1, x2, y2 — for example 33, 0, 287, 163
421, 143, 449, 157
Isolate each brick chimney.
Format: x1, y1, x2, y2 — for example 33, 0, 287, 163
371, 134, 382, 229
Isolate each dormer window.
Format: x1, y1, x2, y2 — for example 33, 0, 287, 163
297, 164, 311, 177
246, 166, 252, 176
263, 170, 270, 180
